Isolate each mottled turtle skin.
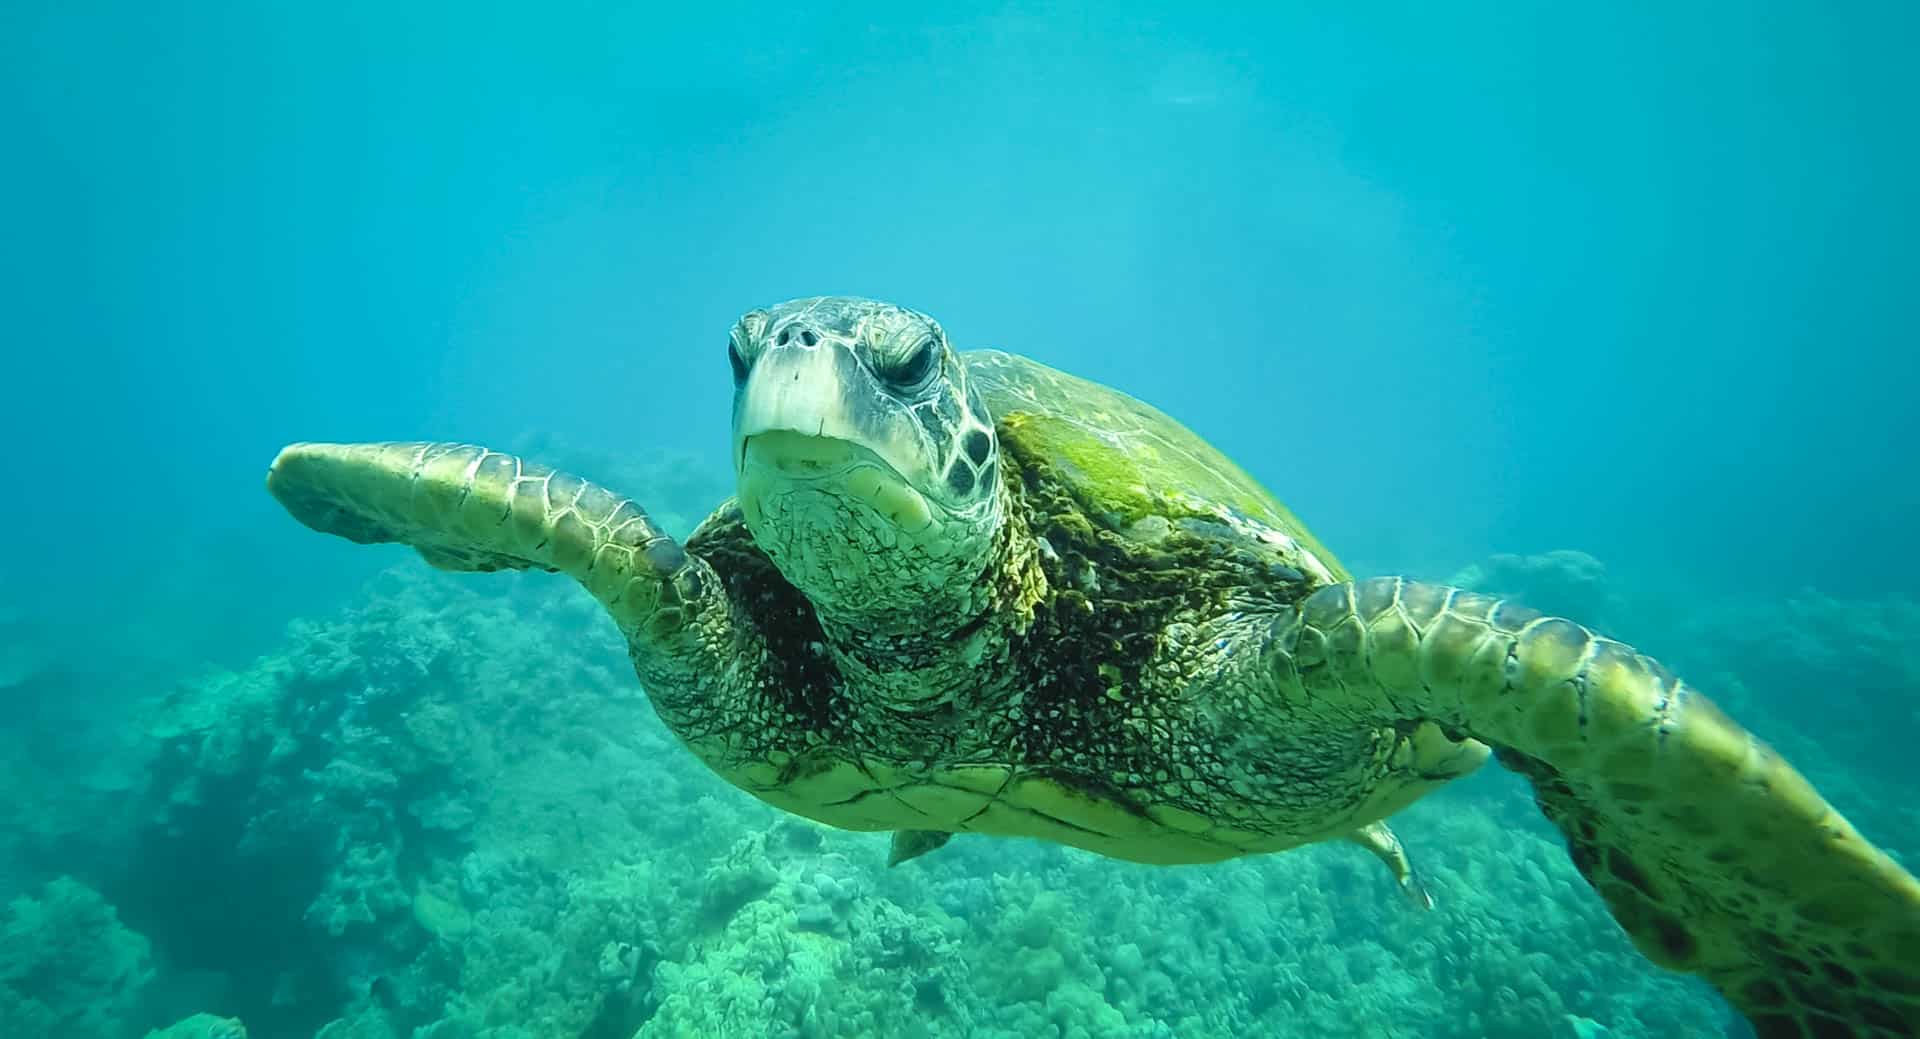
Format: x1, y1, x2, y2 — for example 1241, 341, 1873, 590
270, 296, 1920, 1036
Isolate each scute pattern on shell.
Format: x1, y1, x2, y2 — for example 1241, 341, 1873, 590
962, 350, 1346, 586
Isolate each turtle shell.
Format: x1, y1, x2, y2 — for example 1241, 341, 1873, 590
963, 349, 1348, 586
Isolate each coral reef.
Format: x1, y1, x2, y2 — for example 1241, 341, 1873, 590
146, 1014, 248, 1039
1, 876, 156, 1038
1448, 549, 1622, 636
0, 524, 1911, 1036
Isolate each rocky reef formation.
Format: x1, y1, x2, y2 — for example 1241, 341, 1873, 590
1447, 549, 1622, 636
2, 503, 1912, 1036
2, 876, 155, 1036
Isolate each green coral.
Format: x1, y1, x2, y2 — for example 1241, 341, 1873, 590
1, 528, 1911, 1038
1449, 550, 1622, 636
145, 1013, 247, 1039
642, 841, 972, 1039
1, 876, 156, 1039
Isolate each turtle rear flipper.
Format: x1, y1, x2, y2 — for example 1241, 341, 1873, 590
887, 829, 954, 867
1277, 577, 1920, 1034
1347, 821, 1434, 911
267, 442, 712, 640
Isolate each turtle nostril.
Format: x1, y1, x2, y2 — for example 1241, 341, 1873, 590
776, 329, 790, 346
800, 329, 818, 347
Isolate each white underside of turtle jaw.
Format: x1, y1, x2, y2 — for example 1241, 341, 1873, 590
736, 432, 998, 632
738, 432, 934, 536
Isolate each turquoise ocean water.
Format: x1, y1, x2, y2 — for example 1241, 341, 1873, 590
2, 4, 1915, 1037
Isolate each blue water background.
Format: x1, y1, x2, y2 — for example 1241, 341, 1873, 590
6, 2, 1916, 664
1, 4, 1916, 1037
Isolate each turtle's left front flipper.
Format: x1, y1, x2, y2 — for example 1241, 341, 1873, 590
1275, 577, 1920, 1036
267, 442, 712, 643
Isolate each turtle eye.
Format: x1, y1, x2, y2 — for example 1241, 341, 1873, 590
888, 337, 940, 389
729, 341, 751, 386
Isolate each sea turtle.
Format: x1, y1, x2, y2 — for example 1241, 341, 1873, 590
268, 296, 1919, 1035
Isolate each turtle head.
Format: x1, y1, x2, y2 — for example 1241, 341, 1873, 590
729, 297, 1004, 635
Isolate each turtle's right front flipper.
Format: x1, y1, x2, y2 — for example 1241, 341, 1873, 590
1276, 578, 1920, 1034
267, 442, 711, 642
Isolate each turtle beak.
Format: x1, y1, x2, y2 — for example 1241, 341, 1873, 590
730, 341, 924, 481
731, 340, 940, 537
732, 341, 856, 473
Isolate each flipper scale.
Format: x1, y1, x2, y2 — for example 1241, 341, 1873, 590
267, 441, 698, 637
1279, 576, 1920, 1034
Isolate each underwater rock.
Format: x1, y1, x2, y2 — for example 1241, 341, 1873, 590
699, 831, 782, 926
792, 899, 840, 934
410, 886, 472, 943
144, 1013, 248, 1039
1560, 1013, 1612, 1039
1044, 980, 1128, 1038
97, 568, 677, 1035
308, 841, 410, 938
1, 876, 156, 1039
407, 790, 478, 833
644, 875, 971, 1039
14, 504, 1885, 1036
1448, 549, 1621, 633
791, 862, 864, 936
